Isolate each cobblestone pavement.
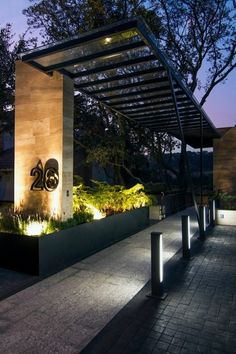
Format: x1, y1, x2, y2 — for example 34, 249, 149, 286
81, 225, 236, 354
0, 208, 198, 353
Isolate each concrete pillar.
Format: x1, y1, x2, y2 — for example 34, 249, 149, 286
15, 61, 74, 220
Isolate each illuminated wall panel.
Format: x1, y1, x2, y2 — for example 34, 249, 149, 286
15, 61, 73, 220
213, 127, 236, 194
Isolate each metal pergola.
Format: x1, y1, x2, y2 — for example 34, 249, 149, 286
20, 17, 221, 223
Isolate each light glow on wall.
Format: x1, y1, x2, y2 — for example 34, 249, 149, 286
49, 189, 61, 219
14, 157, 27, 212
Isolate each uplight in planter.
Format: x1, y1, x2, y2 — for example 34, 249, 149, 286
104, 37, 112, 44
88, 205, 105, 220
25, 221, 47, 236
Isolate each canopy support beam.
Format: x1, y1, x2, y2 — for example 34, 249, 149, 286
168, 70, 200, 224
200, 113, 203, 205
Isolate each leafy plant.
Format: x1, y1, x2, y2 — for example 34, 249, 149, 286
0, 182, 153, 236
73, 181, 154, 216
0, 210, 93, 236
215, 192, 236, 210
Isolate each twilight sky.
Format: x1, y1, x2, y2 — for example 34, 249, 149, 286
0, 0, 235, 129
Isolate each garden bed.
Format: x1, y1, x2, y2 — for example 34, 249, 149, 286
0, 207, 149, 276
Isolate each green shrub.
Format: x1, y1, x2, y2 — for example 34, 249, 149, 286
215, 192, 236, 210
0, 210, 93, 236
73, 181, 154, 216
0, 212, 19, 234
0, 182, 154, 236
48, 212, 93, 232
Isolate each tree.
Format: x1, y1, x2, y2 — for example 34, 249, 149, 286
148, 0, 235, 191
23, 0, 161, 42
22, 0, 236, 187
24, 0, 235, 105
0, 24, 36, 133
23, 0, 166, 186
151, 0, 236, 105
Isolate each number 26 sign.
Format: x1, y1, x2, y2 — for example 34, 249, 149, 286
30, 159, 59, 192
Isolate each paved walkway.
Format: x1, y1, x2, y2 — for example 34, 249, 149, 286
0, 268, 37, 301
81, 225, 236, 354
0, 207, 198, 353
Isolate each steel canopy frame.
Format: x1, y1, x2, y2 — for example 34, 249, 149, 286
19, 17, 221, 228
20, 17, 220, 148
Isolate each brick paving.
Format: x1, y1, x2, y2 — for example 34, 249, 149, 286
81, 225, 236, 354
0, 208, 198, 353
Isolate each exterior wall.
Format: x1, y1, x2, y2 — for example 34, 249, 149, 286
14, 61, 74, 220
213, 127, 236, 193
0, 131, 13, 152
0, 171, 14, 201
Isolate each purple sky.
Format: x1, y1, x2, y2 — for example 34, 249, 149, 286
1, 0, 235, 129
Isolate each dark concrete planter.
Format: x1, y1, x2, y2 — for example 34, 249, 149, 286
0, 207, 149, 276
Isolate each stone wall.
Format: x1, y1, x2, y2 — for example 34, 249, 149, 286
213, 127, 236, 193
15, 61, 74, 219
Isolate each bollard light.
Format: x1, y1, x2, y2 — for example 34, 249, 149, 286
209, 199, 215, 226
199, 205, 206, 240
148, 232, 167, 300
182, 215, 191, 259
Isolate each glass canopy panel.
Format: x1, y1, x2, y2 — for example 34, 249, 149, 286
121, 101, 175, 112
20, 17, 220, 147
68, 46, 153, 76
100, 87, 184, 103
75, 67, 166, 89
127, 109, 176, 117
113, 98, 176, 110
97, 94, 172, 107
79, 70, 168, 93
34, 29, 141, 68
91, 81, 172, 99
105, 90, 174, 104
71, 61, 165, 85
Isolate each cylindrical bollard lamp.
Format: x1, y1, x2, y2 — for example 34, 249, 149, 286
209, 199, 215, 227
149, 232, 167, 299
199, 205, 206, 240
182, 215, 191, 259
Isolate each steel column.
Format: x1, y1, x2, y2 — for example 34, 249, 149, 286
167, 70, 200, 224
199, 205, 206, 239
200, 113, 203, 205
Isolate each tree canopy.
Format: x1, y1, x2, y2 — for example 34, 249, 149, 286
153, 0, 236, 105
0, 0, 235, 187
0, 24, 36, 132
23, 0, 161, 40
23, 0, 236, 104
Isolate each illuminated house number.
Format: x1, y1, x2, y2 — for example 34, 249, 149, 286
30, 159, 59, 192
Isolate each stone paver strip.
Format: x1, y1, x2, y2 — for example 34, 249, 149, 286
81, 225, 236, 354
0, 208, 198, 353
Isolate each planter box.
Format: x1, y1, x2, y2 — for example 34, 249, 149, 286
0, 207, 149, 276
216, 209, 236, 226
149, 205, 165, 220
